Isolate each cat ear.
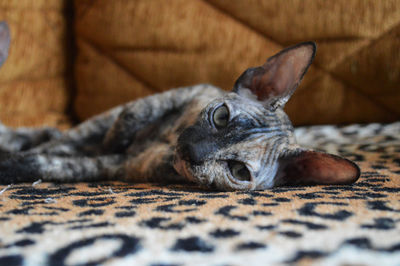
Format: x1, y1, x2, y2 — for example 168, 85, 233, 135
275, 150, 360, 186
233, 42, 316, 109
0, 21, 10, 68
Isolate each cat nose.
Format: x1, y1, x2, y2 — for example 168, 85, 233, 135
177, 126, 217, 165
179, 143, 203, 165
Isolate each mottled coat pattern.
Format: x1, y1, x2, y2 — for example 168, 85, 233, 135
0, 27, 359, 191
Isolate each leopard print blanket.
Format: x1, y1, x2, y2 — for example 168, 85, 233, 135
0, 122, 399, 265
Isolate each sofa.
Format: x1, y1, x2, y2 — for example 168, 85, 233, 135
0, 1, 399, 265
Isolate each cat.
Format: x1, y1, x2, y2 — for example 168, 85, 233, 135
0, 21, 360, 190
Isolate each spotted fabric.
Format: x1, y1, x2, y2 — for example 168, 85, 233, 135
0, 122, 399, 265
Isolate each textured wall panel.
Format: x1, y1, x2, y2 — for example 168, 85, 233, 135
0, 0, 71, 127
74, 0, 400, 125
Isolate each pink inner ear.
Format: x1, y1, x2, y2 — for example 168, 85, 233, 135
255, 58, 296, 101
234, 42, 316, 107
262, 45, 315, 99
279, 151, 360, 186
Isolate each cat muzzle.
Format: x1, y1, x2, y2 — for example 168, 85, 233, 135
177, 126, 217, 165
173, 154, 197, 183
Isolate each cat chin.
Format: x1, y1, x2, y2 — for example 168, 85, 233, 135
173, 155, 197, 183
173, 155, 216, 188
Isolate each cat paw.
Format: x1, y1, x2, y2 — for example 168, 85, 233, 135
0, 154, 38, 184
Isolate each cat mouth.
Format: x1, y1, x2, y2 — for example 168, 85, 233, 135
173, 154, 197, 183
173, 154, 214, 187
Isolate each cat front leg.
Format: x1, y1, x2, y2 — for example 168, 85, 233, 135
26, 105, 125, 156
0, 144, 181, 185
0, 103, 124, 156
0, 123, 62, 153
0, 153, 125, 184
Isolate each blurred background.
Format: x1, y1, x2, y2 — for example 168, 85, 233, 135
0, 0, 399, 128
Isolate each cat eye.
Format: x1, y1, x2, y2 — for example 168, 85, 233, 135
228, 161, 251, 182
213, 105, 229, 128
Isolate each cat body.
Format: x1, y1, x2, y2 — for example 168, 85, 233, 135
0, 22, 360, 191
0, 84, 294, 190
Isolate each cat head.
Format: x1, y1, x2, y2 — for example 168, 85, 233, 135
175, 42, 360, 191
0, 21, 10, 69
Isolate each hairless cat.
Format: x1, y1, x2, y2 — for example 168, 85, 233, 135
0, 21, 359, 190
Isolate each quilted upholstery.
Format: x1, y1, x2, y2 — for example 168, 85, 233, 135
0, 0, 71, 128
74, 0, 400, 125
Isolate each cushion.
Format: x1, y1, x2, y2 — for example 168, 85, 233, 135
0, 0, 71, 128
74, 0, 400, 125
